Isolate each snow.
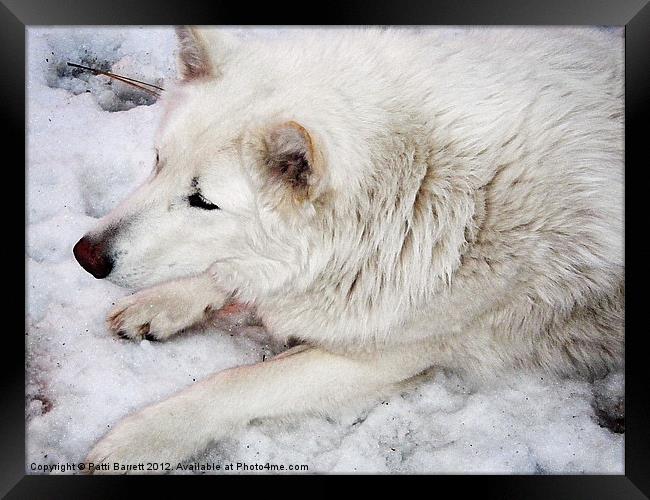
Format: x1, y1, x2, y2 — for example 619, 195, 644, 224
26, 26, 624, 474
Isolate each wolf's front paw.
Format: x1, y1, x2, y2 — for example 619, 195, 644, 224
107, 287, 208, 341
85, 409, 182, 475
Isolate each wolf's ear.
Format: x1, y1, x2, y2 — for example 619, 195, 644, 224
175, 26, 238, 80
260, 121, 326, 204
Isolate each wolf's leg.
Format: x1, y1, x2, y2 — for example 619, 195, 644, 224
85, 341, 436, 472
107, 273, 228, 341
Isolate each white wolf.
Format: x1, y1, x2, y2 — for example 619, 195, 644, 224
73, 27, 624, 471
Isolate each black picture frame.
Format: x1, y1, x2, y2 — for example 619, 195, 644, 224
5, 0, 648, 497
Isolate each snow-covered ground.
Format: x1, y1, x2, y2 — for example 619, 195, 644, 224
25, 26, 624, 474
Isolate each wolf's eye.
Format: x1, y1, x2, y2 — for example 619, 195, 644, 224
188, 192, 220, 210
153, 150, 161, 174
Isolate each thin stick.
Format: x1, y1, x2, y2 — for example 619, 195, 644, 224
66, 62, 165, 96
98, 71, 162, 97
67, 62, 165, 90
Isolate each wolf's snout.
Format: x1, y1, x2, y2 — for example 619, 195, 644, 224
73, 236, 114, 279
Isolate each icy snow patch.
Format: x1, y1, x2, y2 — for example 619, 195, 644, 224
34, 27, 176, 112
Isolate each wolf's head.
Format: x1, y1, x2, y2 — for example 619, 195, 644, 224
74, 28, 467, 315
73, 28, 344, 295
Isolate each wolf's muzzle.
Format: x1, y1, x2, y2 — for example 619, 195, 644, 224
73, 236, 114, 279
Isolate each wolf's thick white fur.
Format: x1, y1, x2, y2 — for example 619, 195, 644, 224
82, 27, 623, 471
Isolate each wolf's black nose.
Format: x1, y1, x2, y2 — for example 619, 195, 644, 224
73, 236, 113, 279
